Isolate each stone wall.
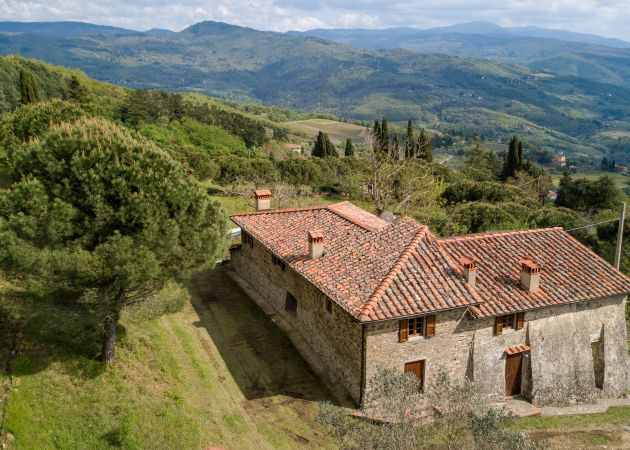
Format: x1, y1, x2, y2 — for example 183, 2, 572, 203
364, 295, 628, 405
231, 242, 364, 403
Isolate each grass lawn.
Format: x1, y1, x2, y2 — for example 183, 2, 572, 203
0, 269, 337, 449
514, 407, 630, 448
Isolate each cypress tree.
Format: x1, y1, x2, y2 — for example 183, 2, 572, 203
381, 116, 389, 153
416, 129, 433, 162
19, 68, 41, 105
391, 134, 400, 160
517, 140, 524, 170
502, 136, 520, 179
324, 133, 338, 157
312, 131, 325, 157
344, 138, 354, 157
405, 119, 415, 159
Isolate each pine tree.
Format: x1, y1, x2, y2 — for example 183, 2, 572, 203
344, 138, 354, 157
405, 119, 415, 159
19, 68, 41, 105
67, 74, 90, 104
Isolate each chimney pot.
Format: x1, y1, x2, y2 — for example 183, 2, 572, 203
459, 256, 477, 288
308, 230, 324, 260
520, 259, 540, 293
254, 189, 272, 211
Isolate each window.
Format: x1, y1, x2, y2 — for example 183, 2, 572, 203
399, 315, 436, 342
408, 317, 425, 337
242, 231, 254, 248
271, 254, 286, 271
285, 292, 297, 317
326, 298, 333, 314
494, 312, 525, 335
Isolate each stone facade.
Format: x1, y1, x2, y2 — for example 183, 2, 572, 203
230, 241, 364, 402
363, 295, 628, 405
231, 238, 629, 406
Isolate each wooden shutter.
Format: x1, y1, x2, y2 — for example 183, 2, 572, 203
425, 315, 436, 337
399, 319, 409, 343
516, 312, 525, 330
494, 317, 503, 335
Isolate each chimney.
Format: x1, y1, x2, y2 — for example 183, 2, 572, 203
460, 256, 477, 288
254, 189, 272, 211
308, 230, 324, 260
520, 259, 540, 293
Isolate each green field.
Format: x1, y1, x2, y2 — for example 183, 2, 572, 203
287, 119, 367, 145
0, 269, 337, 449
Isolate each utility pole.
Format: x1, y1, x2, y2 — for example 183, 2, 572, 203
614, 202, 626, 270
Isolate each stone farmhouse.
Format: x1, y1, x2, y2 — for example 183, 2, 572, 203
229, 190, 630, 406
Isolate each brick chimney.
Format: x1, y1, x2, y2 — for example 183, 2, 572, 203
308, 230, 324, 260
520, 259, 540, 293
460, 256, 477, 288
254, 189, 272, 211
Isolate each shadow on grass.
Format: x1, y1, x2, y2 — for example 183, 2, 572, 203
0, 287, 118, 380
188, 268, 336, 404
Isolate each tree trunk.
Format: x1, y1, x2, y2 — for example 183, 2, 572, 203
100, 309, 120, 364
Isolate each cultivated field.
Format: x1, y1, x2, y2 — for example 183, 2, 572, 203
287, 119, 367, 145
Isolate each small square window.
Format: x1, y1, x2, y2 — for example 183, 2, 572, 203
408, 317, 424, 337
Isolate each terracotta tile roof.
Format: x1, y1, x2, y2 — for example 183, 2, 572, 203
505, 344, 530, 355
231, 202, 479, 321
254, 189, 272, 198
232, 202, 630, 322
440, 227, 630, 318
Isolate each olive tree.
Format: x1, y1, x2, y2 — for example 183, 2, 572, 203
0, 116, 226, 363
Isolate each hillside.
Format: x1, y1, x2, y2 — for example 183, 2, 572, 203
1, 21, 630, 160
293, 24, 630, 88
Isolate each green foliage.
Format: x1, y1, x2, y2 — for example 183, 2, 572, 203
451, 201, 530, 233
312, 131, 338, 158
65, 74, 91, 105
214, 155, 278, 184
138, 119, 248, 157
556, 173, 622, 213
462, 141, 502, 181
502, 135, 523, 179
277, 158, 322, 187
0, 116, 226, 362
442, 180, 525, 205
185, 101, 267, 148
18, 68, 41, 105
318, 368, 539, 450
344, 138, 354, 157
405, 119, 415, 158
416, 129, 433, 162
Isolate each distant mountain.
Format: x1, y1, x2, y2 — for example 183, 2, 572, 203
291, 23, 630, 86
145, 28, 176, 36
0, 21, 136, 37
0, 20, 629, 158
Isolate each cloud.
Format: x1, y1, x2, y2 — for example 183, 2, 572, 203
0, 0, 629, 39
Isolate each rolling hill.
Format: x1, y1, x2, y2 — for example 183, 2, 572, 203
1, 20, 629, 159
292, 23, 630, 88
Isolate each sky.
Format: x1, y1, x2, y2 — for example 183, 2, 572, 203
1, 0, 630, 40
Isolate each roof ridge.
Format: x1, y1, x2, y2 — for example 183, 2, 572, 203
358, 226, 428, 321
326, 201, 386, 231
440, 227, 564, 243
230, 203, 337, 218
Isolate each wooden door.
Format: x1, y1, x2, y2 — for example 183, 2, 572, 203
505, 353, 523, 396
404, 360, 425, 391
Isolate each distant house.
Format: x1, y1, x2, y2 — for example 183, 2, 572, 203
284, 143, 304, 154
550, 154, 567, 168
229, 191, 630, 406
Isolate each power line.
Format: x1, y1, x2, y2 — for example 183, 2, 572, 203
565, 218, 619, 232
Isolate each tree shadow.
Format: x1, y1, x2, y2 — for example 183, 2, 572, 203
188, 268, 338, 404
0, 287, 114, 380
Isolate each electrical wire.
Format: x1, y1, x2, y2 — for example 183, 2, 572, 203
565, 218, 620, 232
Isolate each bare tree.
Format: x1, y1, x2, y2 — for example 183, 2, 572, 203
362, 129, 435, 216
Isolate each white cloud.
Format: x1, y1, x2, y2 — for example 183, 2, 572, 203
0, 0, 629, 39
